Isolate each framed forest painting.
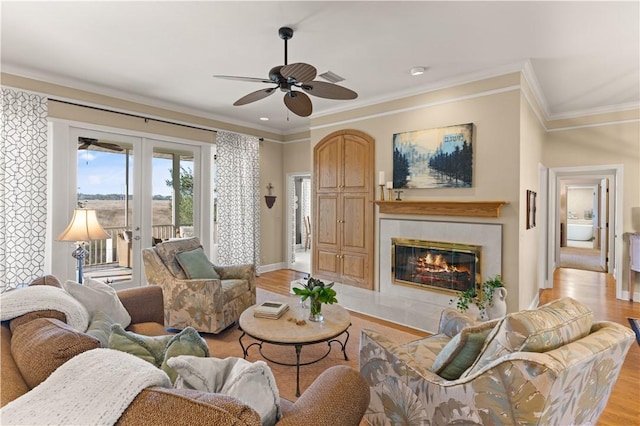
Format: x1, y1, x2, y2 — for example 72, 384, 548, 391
393, 123, 473, 189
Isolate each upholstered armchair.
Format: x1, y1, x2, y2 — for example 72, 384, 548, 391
360, 298, 634, 426
142, 237, 256, 334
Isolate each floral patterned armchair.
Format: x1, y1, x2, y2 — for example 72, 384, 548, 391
360, 298, 634, 426
142, 237, 256, 334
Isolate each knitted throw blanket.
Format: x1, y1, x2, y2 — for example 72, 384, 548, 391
0, 285, 90, 331
0, 348, 171, 425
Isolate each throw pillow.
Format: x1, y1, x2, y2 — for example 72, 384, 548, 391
154, 237, 203, 279
431, 319, 498, 380
63, 278, 132, 328
160, 328, 210, 382
438, 308, 479, 337
109, 324, 172, 366
9, 309, 67, 334
168, 356, 281, 426
28, 275, 62, 288
463, 297, 593, 377
86, 311, 116, 347
109, 325, 209, 382
175, 247, 220, 280
11, 317, 100, 388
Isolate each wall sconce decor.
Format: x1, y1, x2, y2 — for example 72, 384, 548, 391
265, 183, 276, 209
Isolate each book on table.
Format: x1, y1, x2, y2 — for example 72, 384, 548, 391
253, 301, 289, 319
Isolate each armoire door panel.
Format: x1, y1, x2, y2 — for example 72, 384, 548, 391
342, 135, 370, 192
341, 252, 368, 288
316, 195, 339, 246
342, 195, 367, 251
315, 249, 340, 277
315, 135, 341, 193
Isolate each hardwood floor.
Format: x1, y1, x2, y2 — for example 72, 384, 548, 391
256, 267, 640, 425
540, 268, 639, 426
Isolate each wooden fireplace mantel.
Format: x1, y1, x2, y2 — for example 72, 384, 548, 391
373, 200, 508, 218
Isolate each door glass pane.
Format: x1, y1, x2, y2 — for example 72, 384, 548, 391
153, 149, 194, 240
77, 138, 133, 284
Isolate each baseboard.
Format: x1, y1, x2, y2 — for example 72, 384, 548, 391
257, 262, 286, 274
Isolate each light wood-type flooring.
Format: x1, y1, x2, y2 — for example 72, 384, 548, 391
256, 267, 640, 426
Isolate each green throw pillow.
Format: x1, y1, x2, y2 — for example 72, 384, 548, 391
175, 247, 220, 280
109, 324, 210, 382
109, 324, 172, 366
86, 311, 116, 347
431, 319, 498, 380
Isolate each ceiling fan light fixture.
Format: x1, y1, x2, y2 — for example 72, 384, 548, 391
410, 66, 426, 76
215, 26, 358, 117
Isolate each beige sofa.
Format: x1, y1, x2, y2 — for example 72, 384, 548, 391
360, 297, 634, 426
1, 285, 369, 425
142, 237, 256, 334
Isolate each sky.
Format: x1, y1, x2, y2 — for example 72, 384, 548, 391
77, 150, 183, 197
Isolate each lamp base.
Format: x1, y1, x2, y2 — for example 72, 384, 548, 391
71, 243, 89, 284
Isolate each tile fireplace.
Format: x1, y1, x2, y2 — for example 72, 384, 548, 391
379, 219, 502, 309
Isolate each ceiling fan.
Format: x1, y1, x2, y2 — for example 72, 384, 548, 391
78, 137, 123, 152
214, 27, 358, 118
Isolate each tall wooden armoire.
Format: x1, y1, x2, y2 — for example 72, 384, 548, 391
312, 130, 374, 289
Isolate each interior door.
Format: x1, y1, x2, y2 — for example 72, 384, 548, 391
599, 178, 609, 271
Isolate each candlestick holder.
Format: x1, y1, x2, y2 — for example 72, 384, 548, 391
387, 188, 393, 200
379, 184, 385, 200
394, 190, 404, 201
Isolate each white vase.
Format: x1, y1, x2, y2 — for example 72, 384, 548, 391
485, 287, 508, 320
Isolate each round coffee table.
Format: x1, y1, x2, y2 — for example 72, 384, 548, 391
239, 299, 351, 396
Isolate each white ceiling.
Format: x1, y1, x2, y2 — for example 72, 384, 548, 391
2, 1, 639, 135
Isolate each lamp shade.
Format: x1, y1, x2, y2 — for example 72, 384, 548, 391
57, 208, 110, 242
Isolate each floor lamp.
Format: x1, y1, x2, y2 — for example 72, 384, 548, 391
57, 208, 110, 284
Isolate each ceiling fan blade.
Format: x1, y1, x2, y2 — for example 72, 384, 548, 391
214, 75, 274, 84
301, 81, 358, 100
234, 87, 277, 106
78, 143, 90, 150
283, 91, 312, 117
280, 63, 317, 83
94, 142, 124, 152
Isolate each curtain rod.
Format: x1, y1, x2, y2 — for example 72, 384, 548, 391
49, 98, 264, 141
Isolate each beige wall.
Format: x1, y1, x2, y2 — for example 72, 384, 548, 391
310, 80, 525, 311
543, 120, 640, 293
258, 140, 285, 266
4, 70, 639, 304
518, 87, 545, 308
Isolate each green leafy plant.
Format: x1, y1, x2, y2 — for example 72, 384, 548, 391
451, 275, 504, 318
292, 277, 338, 305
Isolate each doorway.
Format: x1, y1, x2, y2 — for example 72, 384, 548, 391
50, 123, 211, 290
286, 173, 311, 274
559, 181, 606, 272
548, 165, 623, 299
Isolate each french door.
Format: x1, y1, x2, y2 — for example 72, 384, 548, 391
56, 126, 207, 289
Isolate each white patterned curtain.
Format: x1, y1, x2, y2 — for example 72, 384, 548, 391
0, 89, 48, 291
216, 131, 260, 270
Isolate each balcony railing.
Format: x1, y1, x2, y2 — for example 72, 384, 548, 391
82, 224, 176, 267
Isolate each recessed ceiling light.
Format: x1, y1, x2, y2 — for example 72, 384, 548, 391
410, 66, 426, 76
259, 117, 269, 121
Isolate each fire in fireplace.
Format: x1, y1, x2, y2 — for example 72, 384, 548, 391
392, 238, 481, 294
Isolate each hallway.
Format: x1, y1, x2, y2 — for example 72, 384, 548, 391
559, 246, 605, 272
